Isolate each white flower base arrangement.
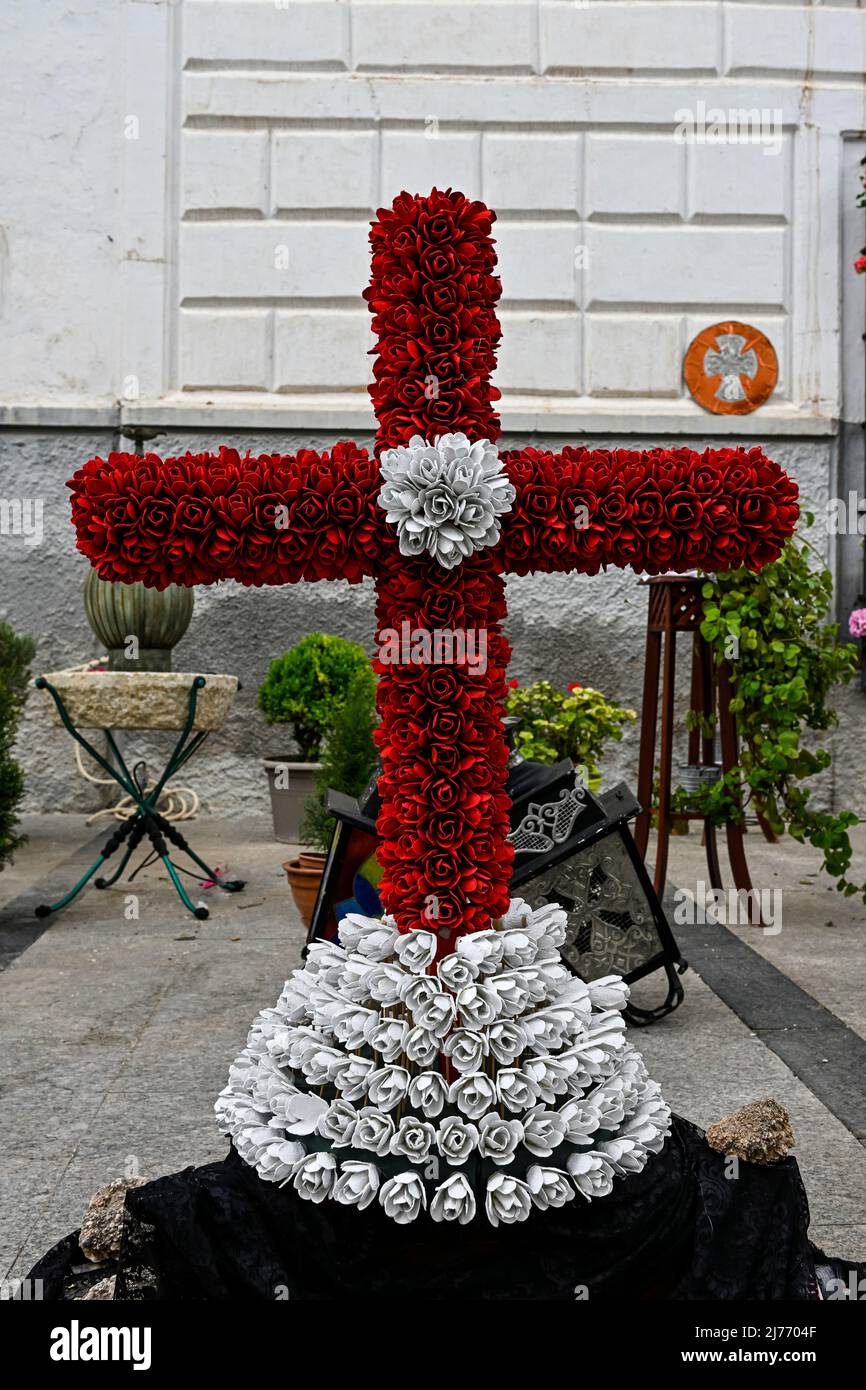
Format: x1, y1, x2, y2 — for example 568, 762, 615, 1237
216, 899, 671, 1228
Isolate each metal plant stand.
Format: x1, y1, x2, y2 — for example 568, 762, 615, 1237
34, 674, 245, 920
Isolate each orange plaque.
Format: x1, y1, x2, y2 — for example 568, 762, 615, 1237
684, 321, 778, 416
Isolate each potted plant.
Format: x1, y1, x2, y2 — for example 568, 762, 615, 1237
504, 677, 636, 787
258, 634, 373, 843
283, 665, 378, 927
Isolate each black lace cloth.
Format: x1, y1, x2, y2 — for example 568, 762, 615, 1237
31, 1115, 858, 1300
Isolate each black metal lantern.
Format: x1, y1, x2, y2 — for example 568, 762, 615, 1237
306, 721, 685, 1023
508, 769, 684, 1023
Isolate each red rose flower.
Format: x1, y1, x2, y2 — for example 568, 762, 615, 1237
664, 490, 703, 531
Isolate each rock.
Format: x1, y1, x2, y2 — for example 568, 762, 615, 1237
79, 1177, 147, 1263
36, 670, 238, 732
81, 1275, 116, 1301
706, 1098, 795, 1165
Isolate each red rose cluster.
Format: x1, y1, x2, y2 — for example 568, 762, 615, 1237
501, 444, 799, 577
363, 188, 502, 455
374, 551, 513, 946
67, 445, 387, 590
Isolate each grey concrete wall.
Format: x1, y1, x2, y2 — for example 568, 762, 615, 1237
2, 426, 858, 827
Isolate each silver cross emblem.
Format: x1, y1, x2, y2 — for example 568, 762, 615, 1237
703, 333, 758, 404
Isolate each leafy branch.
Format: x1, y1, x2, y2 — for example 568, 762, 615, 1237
674, 519, 864, 897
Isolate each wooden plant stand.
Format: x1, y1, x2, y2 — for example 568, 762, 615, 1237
633, 575, 774, 927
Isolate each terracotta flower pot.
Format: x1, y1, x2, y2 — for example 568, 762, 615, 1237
297, 851, 327, 872
283, 855, 326, 929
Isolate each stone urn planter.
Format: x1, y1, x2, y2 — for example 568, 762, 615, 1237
84, 571, 194, 672
263, 759, 322, 843
282, 851, 327, 929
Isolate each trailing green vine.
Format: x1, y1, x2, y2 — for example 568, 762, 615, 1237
673, 515, 865, 897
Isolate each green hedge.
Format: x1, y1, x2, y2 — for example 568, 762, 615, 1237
0, 620, 36, 870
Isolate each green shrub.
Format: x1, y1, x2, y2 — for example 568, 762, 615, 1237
0, 619, 36, 870
300, 666, 378, 852
505, 678, 636, 783
257, 633, 372, 760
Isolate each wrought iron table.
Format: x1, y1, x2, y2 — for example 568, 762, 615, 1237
34, 671, 244, 920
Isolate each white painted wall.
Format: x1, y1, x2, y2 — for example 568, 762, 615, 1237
2, 1, 866, 436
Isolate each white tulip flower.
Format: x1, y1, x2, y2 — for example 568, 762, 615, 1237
404, 1025, 440, 1067
522, 1105, 567, 1158
430, 1173, 476, 1225
449, 1071, 497, 1121
408, 1072, 449, 1119
257, 1141, 305, 1184
496, 1067, 540, 1114
455, 982, 500, 1029
332, 1161, 380, 1211
442, 1028, 488, 1074
588, 974, 630, 1012
567, 1152, 615, 1200
379, 1171, 427, 1225
455, 930, 504, 975
291, 1151, 337, 1204
393, 930, 438, 972
317, 1098, 359, 1147
485, 1173, 532, 1228
526, 1165, 574, 1211
367, 1065, 411, 1111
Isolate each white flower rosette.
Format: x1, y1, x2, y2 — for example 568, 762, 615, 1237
352, 1106, 395, 1157
477, 1114, 523, 1167
436, 1116, 479, 1166
216, 898, 672, 1227
378, 432, 515, 568
390, 1115, 436, 1164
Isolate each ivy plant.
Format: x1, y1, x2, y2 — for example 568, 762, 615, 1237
674, 516, 864, 897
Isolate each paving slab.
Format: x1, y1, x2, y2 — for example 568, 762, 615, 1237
0, 813, 302, 1279
662, 824, 866, 1042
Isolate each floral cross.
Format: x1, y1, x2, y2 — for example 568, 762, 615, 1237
68, 189, 799, 949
